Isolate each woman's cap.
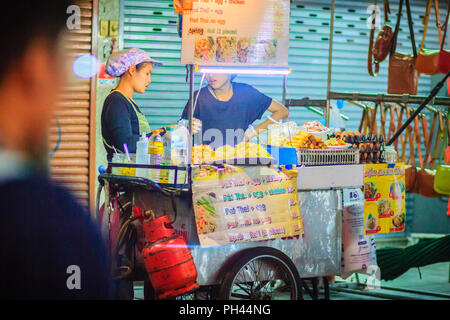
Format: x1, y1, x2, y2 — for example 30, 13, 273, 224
105, 48, 163, 77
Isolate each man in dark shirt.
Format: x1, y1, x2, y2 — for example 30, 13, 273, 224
182, 74, 289, 149
0, 1, 111, 299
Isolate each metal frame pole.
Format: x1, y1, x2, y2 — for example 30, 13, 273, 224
326, 0, 336, 127
282, 75, 287, 105
188, 64, 194, 166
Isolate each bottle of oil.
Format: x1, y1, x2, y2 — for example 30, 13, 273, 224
148, 130, 163, 182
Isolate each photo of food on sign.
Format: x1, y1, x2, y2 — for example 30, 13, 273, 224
195, 194, 219, 235
364, 182, 378, 200
237, 38, 256, 63
216, 36, 237, 63
194, 36, 216, 62
236, 38, 278, 64
378, 199, 392, 217
392, 211, 406, 229
366, 213, 378, 231
256, 39, 278, 64
192, 36, 279, 64
389, 181, 405, 200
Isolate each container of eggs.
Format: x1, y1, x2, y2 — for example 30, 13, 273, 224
335, 131, 385, 164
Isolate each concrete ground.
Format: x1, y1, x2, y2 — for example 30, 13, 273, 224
330, 262, 450, 300
134, 234, 450, 300
134, 262, 450, 300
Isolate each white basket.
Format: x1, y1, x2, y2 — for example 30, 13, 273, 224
296, 148, 360, 166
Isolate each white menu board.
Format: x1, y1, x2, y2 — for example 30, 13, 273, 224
181, 0, 290, 67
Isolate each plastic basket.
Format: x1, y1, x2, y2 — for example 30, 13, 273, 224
296, 148, 360, 166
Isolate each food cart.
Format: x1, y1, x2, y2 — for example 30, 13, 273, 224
94, 0, 415, 300
97, 145, 368, 300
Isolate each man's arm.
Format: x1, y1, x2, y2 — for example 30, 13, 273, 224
245, 100, 289, 141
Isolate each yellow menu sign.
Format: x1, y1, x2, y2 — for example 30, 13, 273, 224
363, 163, 406, 235
192, 165, 303, 247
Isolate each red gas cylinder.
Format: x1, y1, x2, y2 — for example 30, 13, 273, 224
141, 215, 198, 299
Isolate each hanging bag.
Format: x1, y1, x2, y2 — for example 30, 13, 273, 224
404, 105, 418, 192
424, 111, 438, 166
388, 0, 419, 95
413, 108, 424, 170
386, 104, 397, 142
438, 2, 450, 73
369, 0, 394, 76
369, 103, 379, 135
379, 102, 387, 139
430, 110, 444, 170
417, 112, 441, 198
434, 114, 450, 195
416, 0, 443, 75
359, 105, 373, 136
368, 0, 380, 76
399, 106, 409, 163
374, 0, 394, 63
394, 105, 404, 155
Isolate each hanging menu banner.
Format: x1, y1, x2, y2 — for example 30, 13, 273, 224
181, 0, 290, 66
192, 165, 303, 247
363, 163, 406, 235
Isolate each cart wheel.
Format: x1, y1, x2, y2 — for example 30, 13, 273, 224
218, 247, 302, 300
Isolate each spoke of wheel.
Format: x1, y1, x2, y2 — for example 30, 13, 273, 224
231, 292, 252, 300
254, 280, 270, 292
236, 283, 252, 295
257, 259, 264, 280
248, 261, 258, 282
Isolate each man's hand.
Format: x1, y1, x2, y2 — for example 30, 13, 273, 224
191, 118, 202, 134
243, 127, 257, 142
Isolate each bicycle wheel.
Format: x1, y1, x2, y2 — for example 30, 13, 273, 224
218, 247, 302, 300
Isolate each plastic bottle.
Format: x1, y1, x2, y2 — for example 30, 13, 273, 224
171, 120, 189, 184
161, 127, 174, 184
148, 130, 163, 182
329, 100, 345, 132
136, 132, 150, 178
111, 153, 124, 175
162, 127, 173, 164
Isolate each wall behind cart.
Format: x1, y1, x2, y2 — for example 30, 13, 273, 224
115, 0, 449, 234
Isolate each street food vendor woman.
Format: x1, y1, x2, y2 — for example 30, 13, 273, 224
181, 73, 289, 148
101, 48, 162, 161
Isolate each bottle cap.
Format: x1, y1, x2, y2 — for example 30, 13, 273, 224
152, 129, 162, 135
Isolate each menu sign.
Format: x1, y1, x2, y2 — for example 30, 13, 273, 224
192, 165, 303, 247
363, 163, 406, 235
181, 0, 290, 66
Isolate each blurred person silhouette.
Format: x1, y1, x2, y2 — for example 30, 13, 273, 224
0, 1, 111, 299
